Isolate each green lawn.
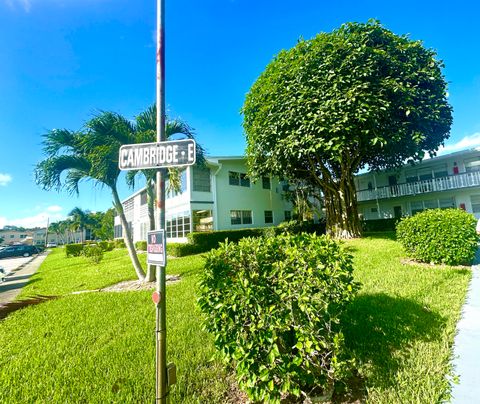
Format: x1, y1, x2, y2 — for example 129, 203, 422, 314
0, 237, 471, 403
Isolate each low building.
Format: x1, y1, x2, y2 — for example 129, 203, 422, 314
356, 148, 480, 220
114, 156, 293, 243
0, 227, 87, 246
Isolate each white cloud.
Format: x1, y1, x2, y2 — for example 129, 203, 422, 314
4, 0, 32, 12
437, 133, 480, 155
0, 206, 66, 229
46, 205, 63, 213
0, 173, 12, 186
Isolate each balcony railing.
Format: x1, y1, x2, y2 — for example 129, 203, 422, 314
357, 171, 480, 202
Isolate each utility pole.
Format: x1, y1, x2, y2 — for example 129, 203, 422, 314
155, 0, 169, 402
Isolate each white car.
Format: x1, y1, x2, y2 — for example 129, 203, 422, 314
46, 242, 57, 248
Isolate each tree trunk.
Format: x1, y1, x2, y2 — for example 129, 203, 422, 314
112, 187, 146, 281
144, 179, 157, 282
323, 173, 362, 239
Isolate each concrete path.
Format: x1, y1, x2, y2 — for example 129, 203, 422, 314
0, 253, 48, 306
451, 249, 480, 403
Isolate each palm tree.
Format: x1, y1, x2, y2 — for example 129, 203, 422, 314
68, 207, 90, 243
126, 104, 206, 281
35, 111, 146, 280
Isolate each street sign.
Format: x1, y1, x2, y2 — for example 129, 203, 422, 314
147, 230, 166, 266
119, 139, 196, 170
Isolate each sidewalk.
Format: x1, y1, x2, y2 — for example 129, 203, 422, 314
0, 253, 48, 306
451, 249, 480, 403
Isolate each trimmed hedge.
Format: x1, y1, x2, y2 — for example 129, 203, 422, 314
396, 208, 478, 265
65, 243, 84, 257
362, 218, 398, 232
187, 228, 264, 252
114, 239, 126, 249
97, 241, 114, 252
198, 233, 358, 402
167, 243, 201, 257
135, 241, 147, 251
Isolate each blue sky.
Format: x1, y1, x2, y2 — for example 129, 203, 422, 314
1, 0, 479, 228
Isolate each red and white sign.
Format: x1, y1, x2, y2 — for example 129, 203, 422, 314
147, 230, 166, 266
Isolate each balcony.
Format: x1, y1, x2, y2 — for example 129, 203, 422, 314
357, 171, 480, 202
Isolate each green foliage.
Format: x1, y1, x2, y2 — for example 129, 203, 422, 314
187, 229, 265, 252
276, 219, 326, 235
135, 241, 147, 251
65, 243, 84, 257
97, 241, 114, 252
82, 244, 104, 264
362, 218, 398, 232
396, 209, 477, 265
167, 242, 200, 257
242, 20, 452, 236
114, 239, 126, 249
198, 233, 359, 403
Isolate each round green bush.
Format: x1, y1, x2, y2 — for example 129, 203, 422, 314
82, 244, 104, 264
198, 233, 358, 403
396, 208, 478, 265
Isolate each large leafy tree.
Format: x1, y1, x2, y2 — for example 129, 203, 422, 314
126, 104, 205, 281
35, 111, 146, 280
242, 20, 452, 238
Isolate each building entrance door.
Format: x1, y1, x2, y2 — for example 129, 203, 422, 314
394, 206, 402, 219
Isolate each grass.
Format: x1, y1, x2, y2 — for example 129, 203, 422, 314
0, 238, 472, 403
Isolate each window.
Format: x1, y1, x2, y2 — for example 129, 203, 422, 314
230, 210, 253, 225
411, 201, 424, 215
465, 158, 480, 173
424, 199, 437, 210
193, 210, 213, 231
471, 195, 480, 213
192, 166, 211, 192
371, 207, 378, 213
229, 171, 239, 185
114, 225, 123, 238
439, 197, 455, 209
264, 210, 273, 224
166, 211, 191, 238
284, 211, 292, 221
229, 171, 250, 187
418, 168, 433, 181
140, 191, 147, 205
262, 176, 271, 190
433, 165, 448, 178
10, 235, 14, 238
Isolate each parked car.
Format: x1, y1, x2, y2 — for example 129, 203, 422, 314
0, 245, 39, 259
46, 242, 57, 248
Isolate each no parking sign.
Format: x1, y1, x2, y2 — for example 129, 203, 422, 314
147, 230, 166, 266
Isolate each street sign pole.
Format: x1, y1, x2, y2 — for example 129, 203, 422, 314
156, 0, 168, 402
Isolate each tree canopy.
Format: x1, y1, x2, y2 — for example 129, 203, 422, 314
242, 20, 452, 238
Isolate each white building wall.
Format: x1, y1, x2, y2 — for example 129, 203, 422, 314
356, 148, 480, 219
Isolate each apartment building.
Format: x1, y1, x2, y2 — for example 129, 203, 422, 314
114, 156, 293, 243
356, 148, 480, 220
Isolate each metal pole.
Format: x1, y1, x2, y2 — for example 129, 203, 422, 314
155, 0, 168, 402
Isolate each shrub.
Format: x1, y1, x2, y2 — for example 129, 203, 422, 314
167, 242, 200, 257
187, 228, 265, 252
114, 239, 126, 249
198, 233, 358, 403
83, 244, 104, 264
135, 241, 147, 251
396, 208, 477, 265
362, 218, 398, 232
65, 243, 84, 257
97, 241, 114, 252
276, 219, 326, 235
